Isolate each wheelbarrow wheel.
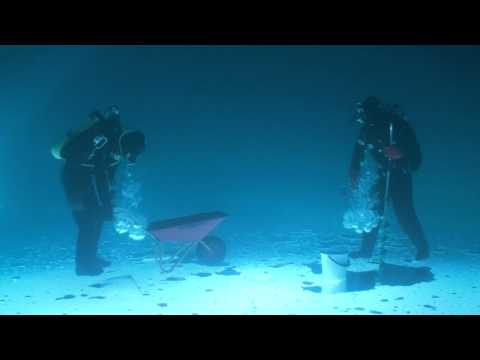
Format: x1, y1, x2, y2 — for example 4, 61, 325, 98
196, 236, 226, 265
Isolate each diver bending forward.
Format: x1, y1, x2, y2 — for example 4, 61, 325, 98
52, 107, 145, 276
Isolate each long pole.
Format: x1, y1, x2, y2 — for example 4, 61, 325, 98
378, 122, 394, 264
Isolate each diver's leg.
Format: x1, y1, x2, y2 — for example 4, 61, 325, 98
91, 212, 104, 261
391, 171, 429, 260
92, 216, 111, 268
91, 173, 112, 267
63, 166, 107, 275
73, 210, 104, 276
350, 228, 379, 258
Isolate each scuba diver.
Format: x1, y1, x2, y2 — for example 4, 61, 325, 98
349, 97, 429, 261
51, 106, 146, 276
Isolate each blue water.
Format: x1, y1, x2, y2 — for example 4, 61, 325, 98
0, 45, 479, 314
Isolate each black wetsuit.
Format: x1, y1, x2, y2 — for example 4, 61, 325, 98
350, 113, 429, 258
61, 116, 123, 274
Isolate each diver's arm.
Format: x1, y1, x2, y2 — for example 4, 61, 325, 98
396, 121, 422, 171
107, 166, 118, 200
350, 139, 365, 187
94, 168, 116, 221
350, 138, 365, 173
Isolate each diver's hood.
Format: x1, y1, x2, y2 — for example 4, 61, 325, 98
119, 130, 146, 159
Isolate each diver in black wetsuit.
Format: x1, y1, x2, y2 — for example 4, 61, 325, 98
349, 97, 429, 261
52, 106, 145, 276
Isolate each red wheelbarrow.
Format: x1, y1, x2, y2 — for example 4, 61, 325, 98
147, 211, 228, 273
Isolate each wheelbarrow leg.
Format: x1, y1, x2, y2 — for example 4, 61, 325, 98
151, 236, 216, 273
154, 241, 170, 273
165, 240, 199, 273
197, 239, 213, 254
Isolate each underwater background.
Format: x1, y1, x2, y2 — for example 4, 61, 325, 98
0, 45, 479, 314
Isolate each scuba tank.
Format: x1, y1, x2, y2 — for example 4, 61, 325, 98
50, 112, 103, 161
